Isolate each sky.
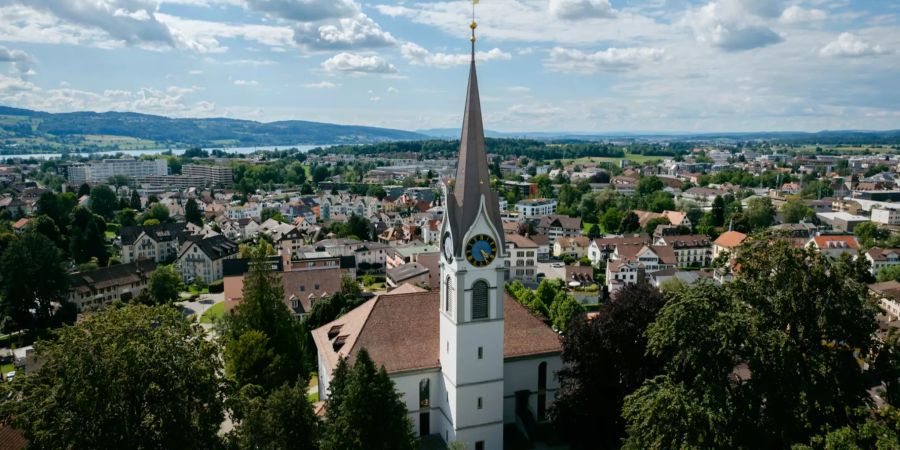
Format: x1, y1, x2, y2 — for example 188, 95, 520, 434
0, 0, 898, 133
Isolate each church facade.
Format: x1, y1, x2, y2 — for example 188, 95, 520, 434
312, 30, 563, 450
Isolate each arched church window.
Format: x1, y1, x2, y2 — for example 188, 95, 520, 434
472, 280, 489, 320
444, 276, 453, 314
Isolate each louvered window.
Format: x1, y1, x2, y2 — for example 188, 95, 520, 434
472, 281, 489, 320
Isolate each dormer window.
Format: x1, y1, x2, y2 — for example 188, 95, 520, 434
327, 325, 343, 340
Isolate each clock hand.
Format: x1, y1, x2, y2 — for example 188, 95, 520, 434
481, 249, 490, 260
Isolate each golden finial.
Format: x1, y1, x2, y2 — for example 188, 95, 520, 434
470, 0, 478, 43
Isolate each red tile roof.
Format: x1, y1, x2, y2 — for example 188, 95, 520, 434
713, 231, 748, 249
811, 235, 859, 250
312, 291, 561, 375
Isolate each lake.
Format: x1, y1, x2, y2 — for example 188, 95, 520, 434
0, 144, 328, 161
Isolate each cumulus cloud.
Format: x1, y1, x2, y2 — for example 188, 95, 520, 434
546, 46, 664, 73
400, 42, 511, 69
683, 0, 785, 52
294, 13, 397, 50
303, 81, 338, 88
321, 52, 396, 74
779, 5, 826, 24
548, 0, 615, 20
820, 33, 888, 58
0, 74, 216, 117
0, 46, 36, 75
244, 0, 358, 22
3, 0, 175, 47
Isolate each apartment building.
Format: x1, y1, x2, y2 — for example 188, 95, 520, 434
66, 159, 168, 183
183, 164, 234, 186
516, 198, 558, 218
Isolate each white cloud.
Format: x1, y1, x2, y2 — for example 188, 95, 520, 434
507, 86, 531, 93
820, 33, 887, 57
233, 79, 258, 86
548, 0, 615, 20
321, 52, 397, 74
244, 0, 359, 22
188, 69, 204, 75
779, 5, 827, 24
400, 42, 511, 68
157, 13, 295, 53
303, 81, 338, 89
547, 46, 664, 73
3, 0, 175, 48
0, 46, 36, 75
294, 13, 397, 50
387, 86, 398, 93
683, 0, 785, 51
0, 74, 216, 117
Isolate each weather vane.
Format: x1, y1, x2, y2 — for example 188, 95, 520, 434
470, 0, 479, 44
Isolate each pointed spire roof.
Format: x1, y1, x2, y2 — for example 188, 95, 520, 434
444, 27, 505, 254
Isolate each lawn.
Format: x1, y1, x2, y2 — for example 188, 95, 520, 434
200, 302, 226, 324
569, 152, 666, 165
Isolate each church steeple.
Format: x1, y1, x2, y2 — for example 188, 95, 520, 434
445, 19, 505, 255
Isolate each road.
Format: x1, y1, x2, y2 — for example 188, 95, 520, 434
177, 292, 224, 332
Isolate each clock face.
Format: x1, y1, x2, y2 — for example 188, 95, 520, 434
466, 234, 498, 267
442, 232, 454, 262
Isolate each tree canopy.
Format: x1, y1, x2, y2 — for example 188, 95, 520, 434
9, 305, 225, 449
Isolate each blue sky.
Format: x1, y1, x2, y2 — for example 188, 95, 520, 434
0, 0, 898, 133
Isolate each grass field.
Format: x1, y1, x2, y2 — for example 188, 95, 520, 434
568, 152, 666, 165
200, 302, 226, 324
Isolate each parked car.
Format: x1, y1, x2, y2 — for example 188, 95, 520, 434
5, 371, 15, 382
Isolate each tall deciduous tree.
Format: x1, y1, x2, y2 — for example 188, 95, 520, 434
228, 382, 319, 450
148, 264, 182, 305
10, 305, 225, 449
220, 254, 308, 392
185, 198, 203, 226
89, 184, 119, 219
0, 232, 70, 330
552, 282, 666, 449
68, 206, 109, 266
320, 350, 417, 450
622, 237, 879, 449
620, 211, 641, 233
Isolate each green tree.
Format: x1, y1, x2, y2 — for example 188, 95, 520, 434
553, 282, 666, 449
36, 191, 76, 230
148, 264, 183, 305
599, 207, 623, 234
637, 176, 664, 196
228, 382, 319, 450
878, 264, 900, 282
711, 195, 726, 227
781, 199, 814, 224
0, 232, 70, 330
116, 208, 138, 227
320, 349, 417, 450
367, 184, 387, 201
744, 197, 775, 230
28, 214, 65, 252
220, 254, 309, 392
89, 184, 119, 220
185, 198, 203, 226
644, 217, 670, 235
855, 221, 887, 249
68, 206, 110, 266
623, 237, 879, 449
10, 305, 225, 449
77, 182, 91, 197
620, 211, 640, 233
260, 208, 285, 223
107, 174, 131, 194
141, 203, 171, 224
130, 189, 142, 210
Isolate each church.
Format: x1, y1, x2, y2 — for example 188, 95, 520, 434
311, 20, 563, 450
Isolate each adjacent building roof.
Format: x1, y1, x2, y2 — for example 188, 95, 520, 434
119, 222, 188, 246
658, 234, 711, 248
386, 262, 429, 284
537, 214, 582, 231
866, 247, 900, 262
810, 235, 859, 250
505, 234, 538, 248
185, 235, 239, 260
69, 260, 157, 294
311, 291, 562, 375
714, 231, 748, 249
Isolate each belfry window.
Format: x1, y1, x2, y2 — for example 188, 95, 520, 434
472, 281, 489, 320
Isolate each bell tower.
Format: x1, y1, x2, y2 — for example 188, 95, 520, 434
438, 11, 507, 450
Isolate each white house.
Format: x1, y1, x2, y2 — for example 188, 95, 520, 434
515, 198, 557, 218
872, 208, 900, 226
312, 55, 561, 450
807, 235, 860, 259
176, 235, 239, 283
865, 247, 900, 275
654, 234, 712, 266
505, 234, 538, 283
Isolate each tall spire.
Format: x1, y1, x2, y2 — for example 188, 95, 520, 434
446, 5, 505, 253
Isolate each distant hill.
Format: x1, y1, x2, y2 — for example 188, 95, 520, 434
418, 128, 900, 145
0, 106, 427, 152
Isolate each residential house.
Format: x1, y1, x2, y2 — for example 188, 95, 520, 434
712, 231, 748, 261
606, 245, 676, 295
505, 234, 538, 283
68, 260, 157, 312
536, 215, 582, 245
120, 223, 190, 263
587, 234, 651, 265
553, 236, 591, 259
865, 247, 900, 276
654, 234, 712, 266
386, 262, 430, 288
177, 235, 239, 284
516, 199, 557, 218
870, 281, 900, 320
807, 235, 860, 259
633, 210, 692, 229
